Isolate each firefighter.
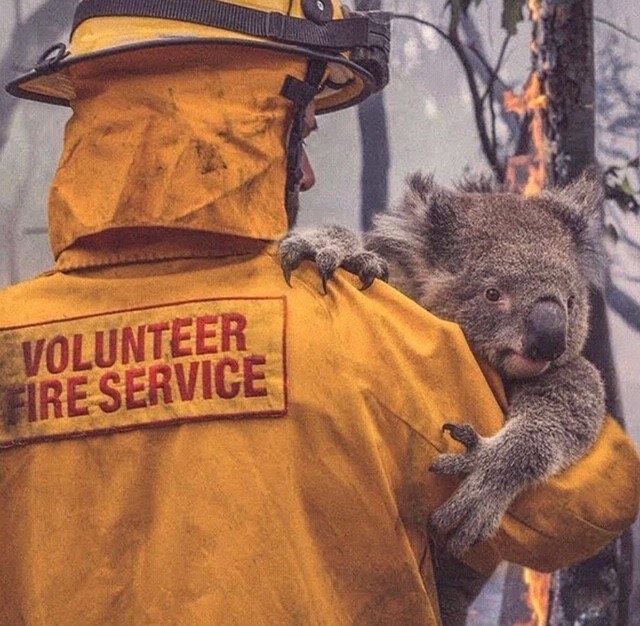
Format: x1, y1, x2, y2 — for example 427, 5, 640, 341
1, 1, 638, 624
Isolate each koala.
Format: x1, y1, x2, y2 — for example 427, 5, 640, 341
279, 172, 607, 560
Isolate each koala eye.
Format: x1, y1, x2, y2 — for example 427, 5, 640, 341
485, 288, 502, 302
567, 295, 575, 310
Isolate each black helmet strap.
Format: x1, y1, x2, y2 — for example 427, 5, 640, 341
72, 0, 390, 54
281, 59, 326, 195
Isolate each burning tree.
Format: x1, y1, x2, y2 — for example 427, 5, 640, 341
512, 1, 632, 624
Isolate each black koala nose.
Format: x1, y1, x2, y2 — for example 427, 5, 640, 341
524, 299, 567, 361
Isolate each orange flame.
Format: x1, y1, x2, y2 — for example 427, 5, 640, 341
514, 569, 552, 626
503, 72, 549, 196
528, 0, 542, 24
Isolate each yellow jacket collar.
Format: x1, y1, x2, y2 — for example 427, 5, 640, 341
48, 49, 306, 261
54, 228, 272, 271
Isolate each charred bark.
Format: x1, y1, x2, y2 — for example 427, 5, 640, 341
532, 1, 630, 624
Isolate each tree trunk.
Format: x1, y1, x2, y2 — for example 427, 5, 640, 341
357, 91, 390, 231
354, 0, 390, 231
534, 1, 630, 624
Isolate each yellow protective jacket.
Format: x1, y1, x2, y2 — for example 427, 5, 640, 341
0, 59, 638, 626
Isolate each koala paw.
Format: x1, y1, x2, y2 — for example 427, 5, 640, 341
278, 225, 388, 293
429, 481, 506, 557
341, 250, 389, 290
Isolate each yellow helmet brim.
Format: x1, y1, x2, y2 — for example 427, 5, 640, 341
6, 5, 388, 113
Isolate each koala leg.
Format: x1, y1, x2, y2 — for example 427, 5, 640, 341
430, 468, 511, 558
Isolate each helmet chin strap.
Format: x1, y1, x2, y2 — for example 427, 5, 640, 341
281, 59, 327, 227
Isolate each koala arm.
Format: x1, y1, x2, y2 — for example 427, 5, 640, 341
430, 357, 607, 557
459, 415, 640, 574
430, 360, 638, 574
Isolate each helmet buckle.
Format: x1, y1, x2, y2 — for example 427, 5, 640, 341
35, 43, 69, 75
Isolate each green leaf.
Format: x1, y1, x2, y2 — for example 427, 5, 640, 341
502, 0, 526, 35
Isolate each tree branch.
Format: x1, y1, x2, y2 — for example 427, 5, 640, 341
595, 16, 640, 44
392, 11, 507, 181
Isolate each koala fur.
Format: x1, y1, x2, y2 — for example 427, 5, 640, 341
279, 172, 607, 560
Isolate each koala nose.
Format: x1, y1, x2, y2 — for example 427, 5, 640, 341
524, 299, 567, 361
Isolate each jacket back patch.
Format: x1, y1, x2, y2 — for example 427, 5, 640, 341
0, 297, 287, 447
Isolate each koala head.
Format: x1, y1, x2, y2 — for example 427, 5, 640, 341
368, 172, 607, 380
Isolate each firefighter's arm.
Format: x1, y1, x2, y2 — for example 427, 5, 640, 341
456, 361, 640, 574
462, 415, 640, 574
335, 274, 640, 575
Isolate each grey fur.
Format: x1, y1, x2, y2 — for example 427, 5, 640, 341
279, 171, 607, 559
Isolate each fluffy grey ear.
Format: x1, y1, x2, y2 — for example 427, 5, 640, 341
369, 172, 461, 268
406, 171, 438, 201
546, 172, 608, 288
406, 172, 463, 264
453, 172, 499, 193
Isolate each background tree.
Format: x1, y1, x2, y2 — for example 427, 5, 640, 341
355, 0, 391, 230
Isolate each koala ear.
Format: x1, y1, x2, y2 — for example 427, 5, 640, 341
406, 171, 438, 201
370, 171, 460, 268
546, 172, 608, 288
407, 172, 462, 252
453, 172, 499, 193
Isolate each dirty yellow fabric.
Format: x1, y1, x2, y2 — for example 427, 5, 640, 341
0, 246, 638, 625
48, 49, 305, 258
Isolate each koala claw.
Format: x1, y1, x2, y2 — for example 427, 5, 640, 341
278, 226, 388, 293
442, 423, 480, 450
279, 235, 310, 288
342, 251, 390, 290
283, 266, 293, 288
315, 250, 341, 295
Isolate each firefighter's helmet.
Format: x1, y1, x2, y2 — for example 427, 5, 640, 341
5, 0, 391, 114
